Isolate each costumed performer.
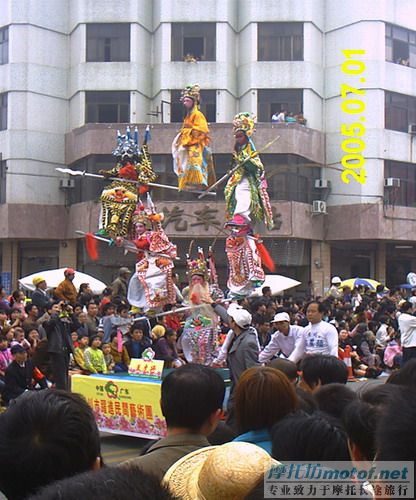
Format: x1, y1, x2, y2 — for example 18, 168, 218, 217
127, 194, 177, 312
99, 126, 156, 239
179, 249, 226, 365
172, 84, 215, 191
224, 113, 275, 298
224, 112, 273, 229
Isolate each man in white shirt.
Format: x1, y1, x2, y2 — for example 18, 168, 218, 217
259, 312, 304, 363
398, 301, 416, 364
289, 301, 339, 363
409, 289, 416, 307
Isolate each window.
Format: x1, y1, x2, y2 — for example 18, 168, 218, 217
170, 90, 216, 123
386, 23, 416, 68
85, 91, 130, 123
257, 89, 303, 122
19, 241, 59, 279
0, 160, 6, 204
0, 93, 7, 130
0, 26, 8, 65
385, 91, 416, 132
385, 160, 416, 207
258, 23, 303, 61
86, 24, 130, 62
69, 155, 111, 204
171, 23, 216, 61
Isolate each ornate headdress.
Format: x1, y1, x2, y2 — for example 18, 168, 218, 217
181, 84, 201, 104
112, 126, 141, 161
233, 112, 256, 137
187, 247, 209, 281
131, 203, 151, 228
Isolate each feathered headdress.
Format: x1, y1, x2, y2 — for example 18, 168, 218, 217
233, 112, 256, 137
181, 84, 201, 104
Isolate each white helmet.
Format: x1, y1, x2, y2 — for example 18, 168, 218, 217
331, 276, 342, 285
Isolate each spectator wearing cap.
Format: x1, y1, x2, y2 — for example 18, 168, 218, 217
259, 312, 304, 363
54, 268, 77, 306
111, 267, 131, 302
31, 276, 51, 315
3, 344, 47, 405
327, 276, 343, 300
226, 305, 260, 414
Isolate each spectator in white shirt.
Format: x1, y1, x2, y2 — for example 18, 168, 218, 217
289, 302, 339, 363
409, 289, 416, 308
398, 301, 416, 364
271, 110, 286, 123
375, 315, 394, 349
259, 312, 304, 363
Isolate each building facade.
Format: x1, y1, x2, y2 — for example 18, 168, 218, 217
1, 0, 416, 295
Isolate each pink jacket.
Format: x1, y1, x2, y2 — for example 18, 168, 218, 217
0, 348, 13, 373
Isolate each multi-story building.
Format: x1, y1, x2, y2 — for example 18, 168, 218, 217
1, 0, 416, 295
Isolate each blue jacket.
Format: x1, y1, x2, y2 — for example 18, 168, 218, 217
233, 429, 272, 454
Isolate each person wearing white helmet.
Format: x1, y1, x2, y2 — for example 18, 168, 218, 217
327, 276, 342, 299
259, 312, 304, 363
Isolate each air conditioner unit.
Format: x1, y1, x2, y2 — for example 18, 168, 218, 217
384, 178, 401, 188
315, 179, 330, 189
312, 200, 327, 214
408, 124, 416, 135
59, 178, 75, 189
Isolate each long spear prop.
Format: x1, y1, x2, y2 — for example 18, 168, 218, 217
75, 230, 179, 260
197, 135, 280, 199
56, 168, 216, 197
134, 299, 229, 321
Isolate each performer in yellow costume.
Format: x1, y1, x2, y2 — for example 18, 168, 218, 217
172, 84, 215, 191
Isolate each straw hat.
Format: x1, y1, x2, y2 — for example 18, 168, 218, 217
163, 442, 279, 500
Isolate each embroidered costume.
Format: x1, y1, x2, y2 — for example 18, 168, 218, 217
224, 114, 275, 298
99, 127, 156, 239
172, 84, 215, 191
225, 216, 265, 299
224, 113, 273, 230
180, 249, 219, 365
127, 195, 177, 312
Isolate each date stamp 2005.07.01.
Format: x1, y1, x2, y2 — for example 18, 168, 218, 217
339, 50, 367, 186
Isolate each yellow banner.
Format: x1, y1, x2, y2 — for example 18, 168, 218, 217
72, 374, 166, 439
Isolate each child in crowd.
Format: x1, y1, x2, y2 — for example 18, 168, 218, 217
102, 342, 115, 372
10, 327, 30, 351
110, 304, 133, 343
109, 331, 130, 372
84, 336, 106, 374
73, 334, 90, 371
71, 332, 80, 349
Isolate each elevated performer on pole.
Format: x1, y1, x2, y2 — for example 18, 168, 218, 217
224, 113, 275, 299
98, 126, 156, 239
172, 84, 215, 191
225, 112, 273, 229
127, 194, 177, 313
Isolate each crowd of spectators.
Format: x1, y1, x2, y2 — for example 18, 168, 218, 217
0, 269, 416, 498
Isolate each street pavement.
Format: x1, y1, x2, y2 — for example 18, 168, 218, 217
101, 433, 150, 465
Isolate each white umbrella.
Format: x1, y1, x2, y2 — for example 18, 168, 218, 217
251, 274, 301, 297
19, 268, 107, 295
